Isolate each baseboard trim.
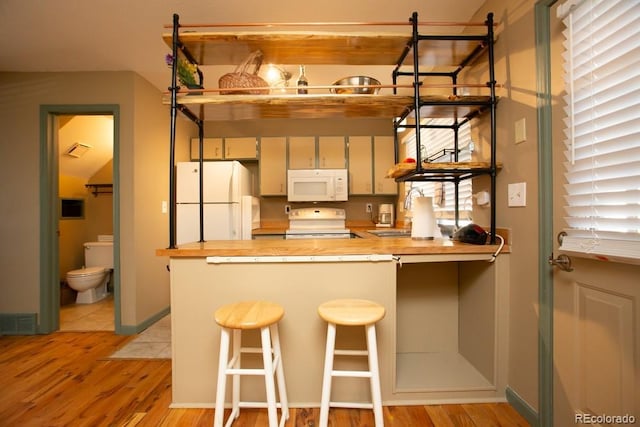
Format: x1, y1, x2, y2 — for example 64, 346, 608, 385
0, 313, 38, 335
119, 306, 171, 335
506, 386, 539, 426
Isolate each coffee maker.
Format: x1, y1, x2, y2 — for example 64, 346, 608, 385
376, 203, 395, 228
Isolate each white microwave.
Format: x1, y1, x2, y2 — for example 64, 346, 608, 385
287, 169, 348, 202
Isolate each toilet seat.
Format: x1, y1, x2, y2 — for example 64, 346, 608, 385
67, 266, 105, 278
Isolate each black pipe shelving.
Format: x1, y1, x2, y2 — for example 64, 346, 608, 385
165, 12, 499, 247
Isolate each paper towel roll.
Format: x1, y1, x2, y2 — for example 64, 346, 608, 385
411, 196, 435, 240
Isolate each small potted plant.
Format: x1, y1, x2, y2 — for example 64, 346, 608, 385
165, 54, 202, 93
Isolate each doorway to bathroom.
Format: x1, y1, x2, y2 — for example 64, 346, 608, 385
58, 114, 115, 331
39, 105, 120, 334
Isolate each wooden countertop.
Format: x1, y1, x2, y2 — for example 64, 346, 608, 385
156, 228, 509, 258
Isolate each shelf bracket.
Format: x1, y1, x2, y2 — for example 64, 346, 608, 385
85, 184, 113, 197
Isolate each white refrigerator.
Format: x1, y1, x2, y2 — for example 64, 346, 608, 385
176, 161, 259, 244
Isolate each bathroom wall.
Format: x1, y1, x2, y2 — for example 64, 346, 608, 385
85, 159, 114, 241
59, 175, 89, 281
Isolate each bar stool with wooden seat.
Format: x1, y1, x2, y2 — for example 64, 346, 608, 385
214, 300, 289, 427
317, 298, 386, 427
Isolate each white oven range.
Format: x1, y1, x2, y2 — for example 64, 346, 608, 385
285, 207, 351, 239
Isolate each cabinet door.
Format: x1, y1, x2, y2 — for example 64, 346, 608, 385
260, 137, 287, 195
190, 138, 223, 160
318, 136, 346, 169
373, 136, 398, 195
225, 137, 257, 160
348, 136, 373, 194
288, 136, 315, 169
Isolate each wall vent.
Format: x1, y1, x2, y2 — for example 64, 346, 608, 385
64, 142, 92, 158
0, 313, 37, 335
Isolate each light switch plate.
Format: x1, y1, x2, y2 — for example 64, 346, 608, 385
508, 182, 526, 207
515, 118, 526, 144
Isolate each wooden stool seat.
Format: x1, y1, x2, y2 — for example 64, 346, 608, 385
318, 298, 385, 326
215, 301, 284, 330
318, 298, 385, 427
214, 300, 289, 427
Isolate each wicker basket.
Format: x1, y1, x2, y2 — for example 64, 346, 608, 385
219, 50, 270, 95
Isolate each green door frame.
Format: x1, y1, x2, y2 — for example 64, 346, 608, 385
39, 104, 121, 334
535, 1, 557, 426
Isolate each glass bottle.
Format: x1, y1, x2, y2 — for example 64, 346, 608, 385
297, 65, 308, 94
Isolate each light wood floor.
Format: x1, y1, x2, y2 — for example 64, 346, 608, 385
0, 331, 531, 426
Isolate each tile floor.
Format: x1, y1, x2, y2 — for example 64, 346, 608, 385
59, 295, 114, 331
109, 314, 171, 359
59, 295, 171, 359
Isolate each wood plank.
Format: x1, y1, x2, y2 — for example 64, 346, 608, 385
163, 93, 492, 121
387, 161, 503, 179
162, 31, 487, 67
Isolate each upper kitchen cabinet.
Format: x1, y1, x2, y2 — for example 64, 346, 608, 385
190, 137, 223, 160
348, 136, 373, 195
288, 137, 315, 169
288, 136, 347, 169
373, 136, 397, 195
224, 137, 257, 160
190, 137, 257, 160
259, 137, 287, 196
318, 136, 346, 169
347, 136, 397, 196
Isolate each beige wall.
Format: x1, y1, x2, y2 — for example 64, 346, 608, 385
0, 71, 186, 330
470, 0, 541, 412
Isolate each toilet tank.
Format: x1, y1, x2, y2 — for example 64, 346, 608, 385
84, 242, 114, 268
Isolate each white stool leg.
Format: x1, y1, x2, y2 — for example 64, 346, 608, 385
270, 324, 289, 422
260, 326, 278, 427
319, 322, 337, 427
366, 324, 383, 427
231, 329, 241, 420
214, 327, 230, 427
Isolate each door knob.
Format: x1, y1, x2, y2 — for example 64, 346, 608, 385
548, 253, 573, 272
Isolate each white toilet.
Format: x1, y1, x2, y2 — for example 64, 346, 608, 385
66, 235, 114, 304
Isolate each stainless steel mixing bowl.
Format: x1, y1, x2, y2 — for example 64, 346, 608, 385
330, 76, 381, 94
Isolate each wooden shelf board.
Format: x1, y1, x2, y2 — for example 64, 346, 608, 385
163, 32, 486, 67
387, 161, 502, 179
163, 93, 492, 120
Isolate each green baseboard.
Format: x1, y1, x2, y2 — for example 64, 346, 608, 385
506, 386, 539, 426
118, 307, 170, 335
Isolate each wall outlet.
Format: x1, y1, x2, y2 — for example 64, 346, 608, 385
366, 203, 373, 213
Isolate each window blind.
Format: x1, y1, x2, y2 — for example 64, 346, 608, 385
559, 0, 640, 263
404, 119, 473, 223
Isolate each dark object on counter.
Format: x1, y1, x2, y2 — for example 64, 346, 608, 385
453, 224, 488, 245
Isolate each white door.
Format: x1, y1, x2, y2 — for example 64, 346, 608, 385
176, 204, 239, 244
547, 2, 640, 424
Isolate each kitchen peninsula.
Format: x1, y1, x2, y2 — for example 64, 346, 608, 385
157, 233, 510, 407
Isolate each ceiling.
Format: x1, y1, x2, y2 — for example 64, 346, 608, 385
0, 0, 486, 92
